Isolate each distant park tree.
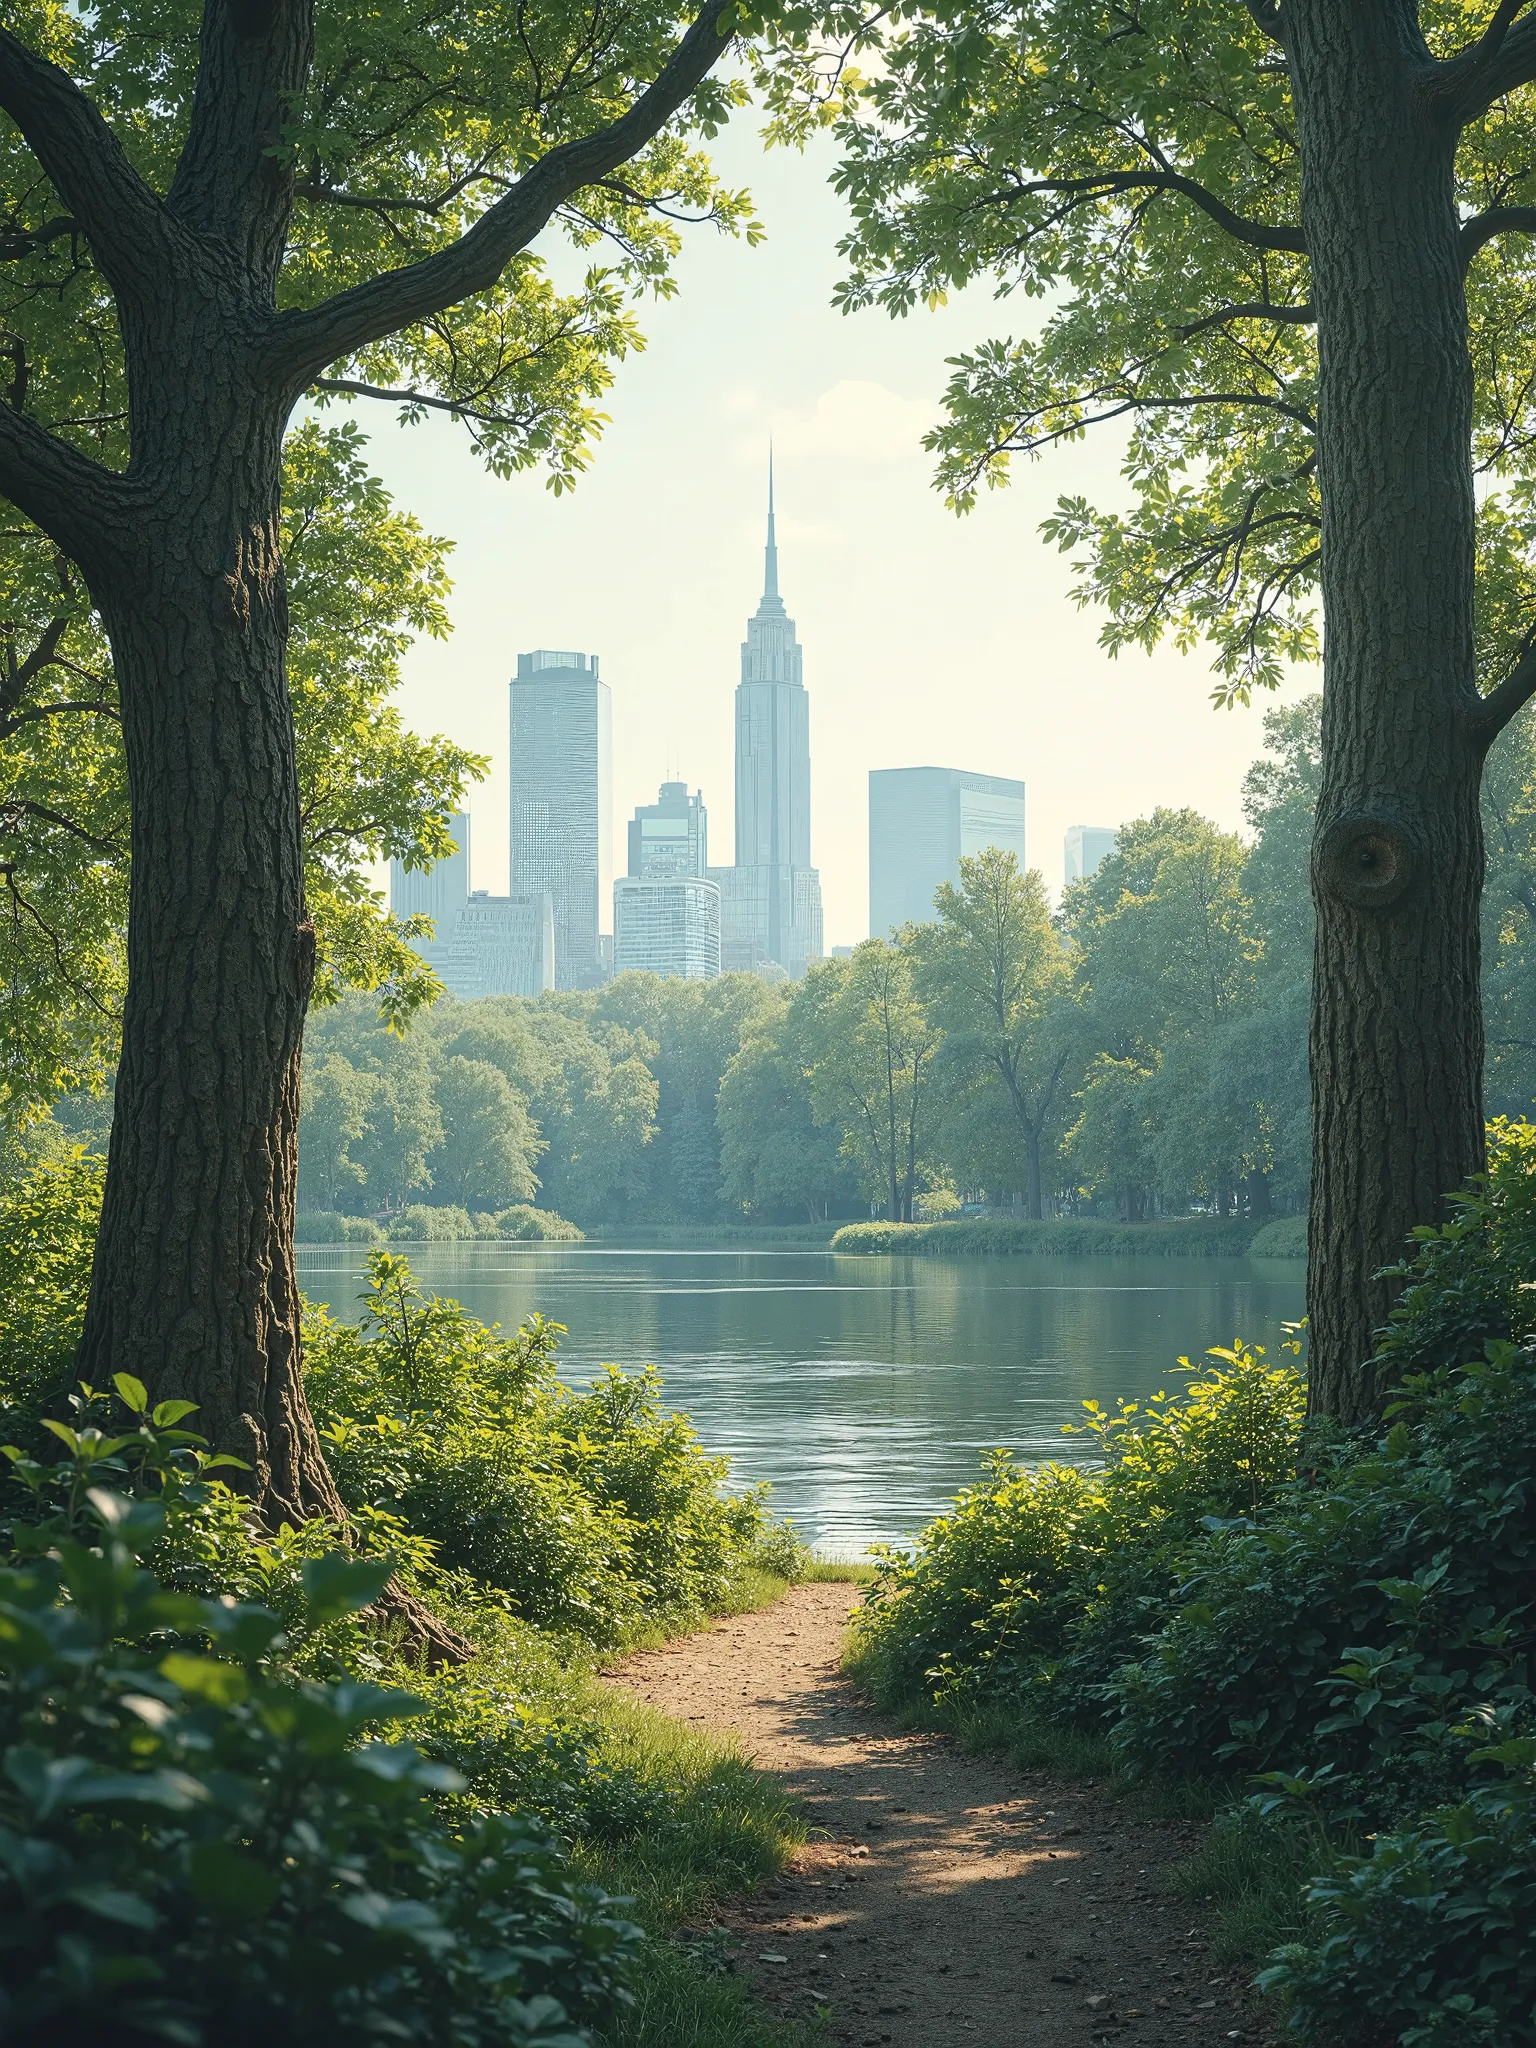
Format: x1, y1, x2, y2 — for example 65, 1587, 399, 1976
0, 0, 745, 1517
790, 0, 1536, 1414
808, 941, 941, 1222
910, 849, 1074, 1219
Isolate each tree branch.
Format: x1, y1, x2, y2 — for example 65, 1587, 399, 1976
974, 167, 1305, 256
0, 403, 129, 568
310, 376, 533, 427
259, 0, 738, 394
1460, 204, 1536, 269
0, 27, 173, 303
0, 699, 120, 742
1465, 630, 1536, 746
1435, 4, 1536, 119
7, 799, 123, 856
0, 214, 77, 263
1175, 299, 1314, 341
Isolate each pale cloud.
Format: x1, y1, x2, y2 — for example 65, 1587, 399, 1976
744, 379, 936, 468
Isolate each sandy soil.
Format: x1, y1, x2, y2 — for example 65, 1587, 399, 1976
604, 1582, 1278, 2048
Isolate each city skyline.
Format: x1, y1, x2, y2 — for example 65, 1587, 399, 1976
362, 124, 1308, 952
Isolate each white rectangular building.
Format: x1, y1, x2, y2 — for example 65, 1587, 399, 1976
1064, 824, 1117, 886
614, 876, 721, 980
868, 767, 1026, 936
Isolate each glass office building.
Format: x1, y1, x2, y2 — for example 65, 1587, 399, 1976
868, 767, 1027, 936
509, 649, 611, 989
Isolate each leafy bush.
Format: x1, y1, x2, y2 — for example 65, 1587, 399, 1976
0, 1149, 102, 1402
388, 1203, 476, 1241
1258, 1737, 1536, 2047
1108, 1340, 1536, 1815
494, 1205, 585, 1242
1248, 1215, 1307, 1258
0, 1457, 640, 2046
296, 1212, 385, 1244
305, 1253, 802, 1643
851, 1343, 1305, 1714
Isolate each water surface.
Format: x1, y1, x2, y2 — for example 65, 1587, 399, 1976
297, 1246, 1305, 1555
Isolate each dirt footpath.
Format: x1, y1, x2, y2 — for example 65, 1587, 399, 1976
604, 1582, 1276, 2048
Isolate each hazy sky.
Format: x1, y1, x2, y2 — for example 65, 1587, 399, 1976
355, 120, 1309, 949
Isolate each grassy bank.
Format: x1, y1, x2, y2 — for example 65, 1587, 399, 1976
585, 1223, 838, 1249
831, 1214, 1307, 1258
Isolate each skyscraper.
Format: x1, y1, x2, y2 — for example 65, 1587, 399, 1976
391, 810, 471, 932
1064, 824, 1116, 885
509, 649, 611, 989
390, 814, 554, 997
628, 781, 708, 879
868, 767, 1027, 936
707, 457, 822, 977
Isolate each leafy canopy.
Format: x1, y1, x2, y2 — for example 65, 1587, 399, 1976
765, 0, 1536, 699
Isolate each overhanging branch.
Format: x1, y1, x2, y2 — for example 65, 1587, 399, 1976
0, 27, 174, 304
259, 0, 738, 395
1434, 4, 1536, 120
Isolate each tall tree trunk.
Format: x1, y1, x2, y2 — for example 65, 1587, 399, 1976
74, 395, 342, 1523
1023, 1126, 1043, 1221
1292, 2, 1487, 1419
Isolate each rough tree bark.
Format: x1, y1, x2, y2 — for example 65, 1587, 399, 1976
0, 0, 736, 1530
1286, 1, 1509, 1416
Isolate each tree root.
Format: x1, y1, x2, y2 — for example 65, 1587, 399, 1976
371, 1577, 476, 1668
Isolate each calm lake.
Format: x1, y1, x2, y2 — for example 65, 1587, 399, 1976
296, 1246, 1306, 1556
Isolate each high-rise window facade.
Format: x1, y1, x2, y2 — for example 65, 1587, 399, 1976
628, 781, 708, 879
613, 876, 721, 979
868, 767, 1027, 936
390, 815, 554, 996
509, 649, 611, 989
1064, 824, 1117, 886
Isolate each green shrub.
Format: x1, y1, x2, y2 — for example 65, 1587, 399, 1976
1258, 1738, 1536, 2046
1248, 1215, 1307, 1258
0, 1464, 640, 2046
1107, 1340, 1536, 1817
851, 1343, 1306, 1715
296, 1209, 345, 1242
0, 1150, 102, 1401
305, 1253, 800, 1643
388, 1204, 476, 1241
495, 1205, 586, 1242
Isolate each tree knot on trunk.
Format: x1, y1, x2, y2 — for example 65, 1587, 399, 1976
1312, 810, 1423, 912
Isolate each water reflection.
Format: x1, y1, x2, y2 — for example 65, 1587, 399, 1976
296, 1246, 1305, 1555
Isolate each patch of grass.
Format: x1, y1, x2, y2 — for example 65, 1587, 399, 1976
798, 1558, 875, 1584
582, 1690, 808, 1925
1169, 1806, 1348, 1967
598, 1939, 831, 2048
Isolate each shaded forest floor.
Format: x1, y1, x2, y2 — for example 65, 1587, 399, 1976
603, 1583, 1280, 2048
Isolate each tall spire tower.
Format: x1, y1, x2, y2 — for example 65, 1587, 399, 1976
709, 453, 822, 976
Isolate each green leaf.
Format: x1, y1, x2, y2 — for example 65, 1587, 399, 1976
160, 1653, 250, 1707
301, 1553, 394, 1625
112, 1373, 149, 1415
187, 1842, 281, 1920
150, 1398, 199, 1428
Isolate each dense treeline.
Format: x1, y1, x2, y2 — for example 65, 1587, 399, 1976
278, 697, 1536, 1233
